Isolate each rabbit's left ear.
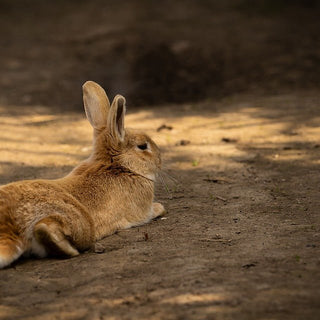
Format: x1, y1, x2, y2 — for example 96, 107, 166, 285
82, 81, 110, 130
108, 95, 126, 142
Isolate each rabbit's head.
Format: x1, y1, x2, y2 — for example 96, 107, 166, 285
83, 81, 161, 181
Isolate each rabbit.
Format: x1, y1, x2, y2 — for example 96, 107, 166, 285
0, 81, 165, 269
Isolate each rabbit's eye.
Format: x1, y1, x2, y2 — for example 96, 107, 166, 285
137, 143, 148, 150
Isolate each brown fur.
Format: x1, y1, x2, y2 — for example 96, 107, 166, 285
0, 81, 165, 268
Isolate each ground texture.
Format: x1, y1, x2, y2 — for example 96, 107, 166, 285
0, 1, 320, 319
0, 91, 319, 319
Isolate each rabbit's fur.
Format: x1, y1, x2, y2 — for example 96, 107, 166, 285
0, 81, 165, 268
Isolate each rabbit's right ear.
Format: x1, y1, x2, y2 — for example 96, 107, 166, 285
82, 81, 110, 130
108, 95, 126, 142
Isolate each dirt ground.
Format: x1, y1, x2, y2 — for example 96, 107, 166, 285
0, 1, 320, 319
0, 91, 320, 319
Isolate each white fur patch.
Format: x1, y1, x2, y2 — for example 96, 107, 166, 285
146, 173, 155, 181
31, 237, 47, 258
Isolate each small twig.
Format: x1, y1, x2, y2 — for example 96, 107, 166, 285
216, 196, 227, 202
204, 178, 231, 184
157, 124, 173, 132
199, 238, 233, 242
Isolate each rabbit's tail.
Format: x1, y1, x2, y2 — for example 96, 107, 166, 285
0, 235, 24, 269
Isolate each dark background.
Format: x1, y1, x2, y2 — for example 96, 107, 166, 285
0, 0, 319, 110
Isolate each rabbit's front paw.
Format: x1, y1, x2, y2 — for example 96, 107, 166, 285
152, 202, 166, 218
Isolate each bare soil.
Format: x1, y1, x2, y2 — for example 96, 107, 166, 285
0, 91, 320, 319
0, 1, 320, 319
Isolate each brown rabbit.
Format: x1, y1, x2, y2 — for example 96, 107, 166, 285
0, 81, 165, 268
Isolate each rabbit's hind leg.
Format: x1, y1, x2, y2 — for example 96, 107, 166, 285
33, 215, 79, 257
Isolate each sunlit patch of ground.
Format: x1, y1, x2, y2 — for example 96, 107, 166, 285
0, 92, 319, 319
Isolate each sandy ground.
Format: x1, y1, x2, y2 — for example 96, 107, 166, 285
0, 1, 320, 319
0, 91, 319, 319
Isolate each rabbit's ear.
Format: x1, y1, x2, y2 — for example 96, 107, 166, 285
82, 81, 110, 130
108, 95, 126, 142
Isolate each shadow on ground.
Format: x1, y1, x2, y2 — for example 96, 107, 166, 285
0, 91, 319, 319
